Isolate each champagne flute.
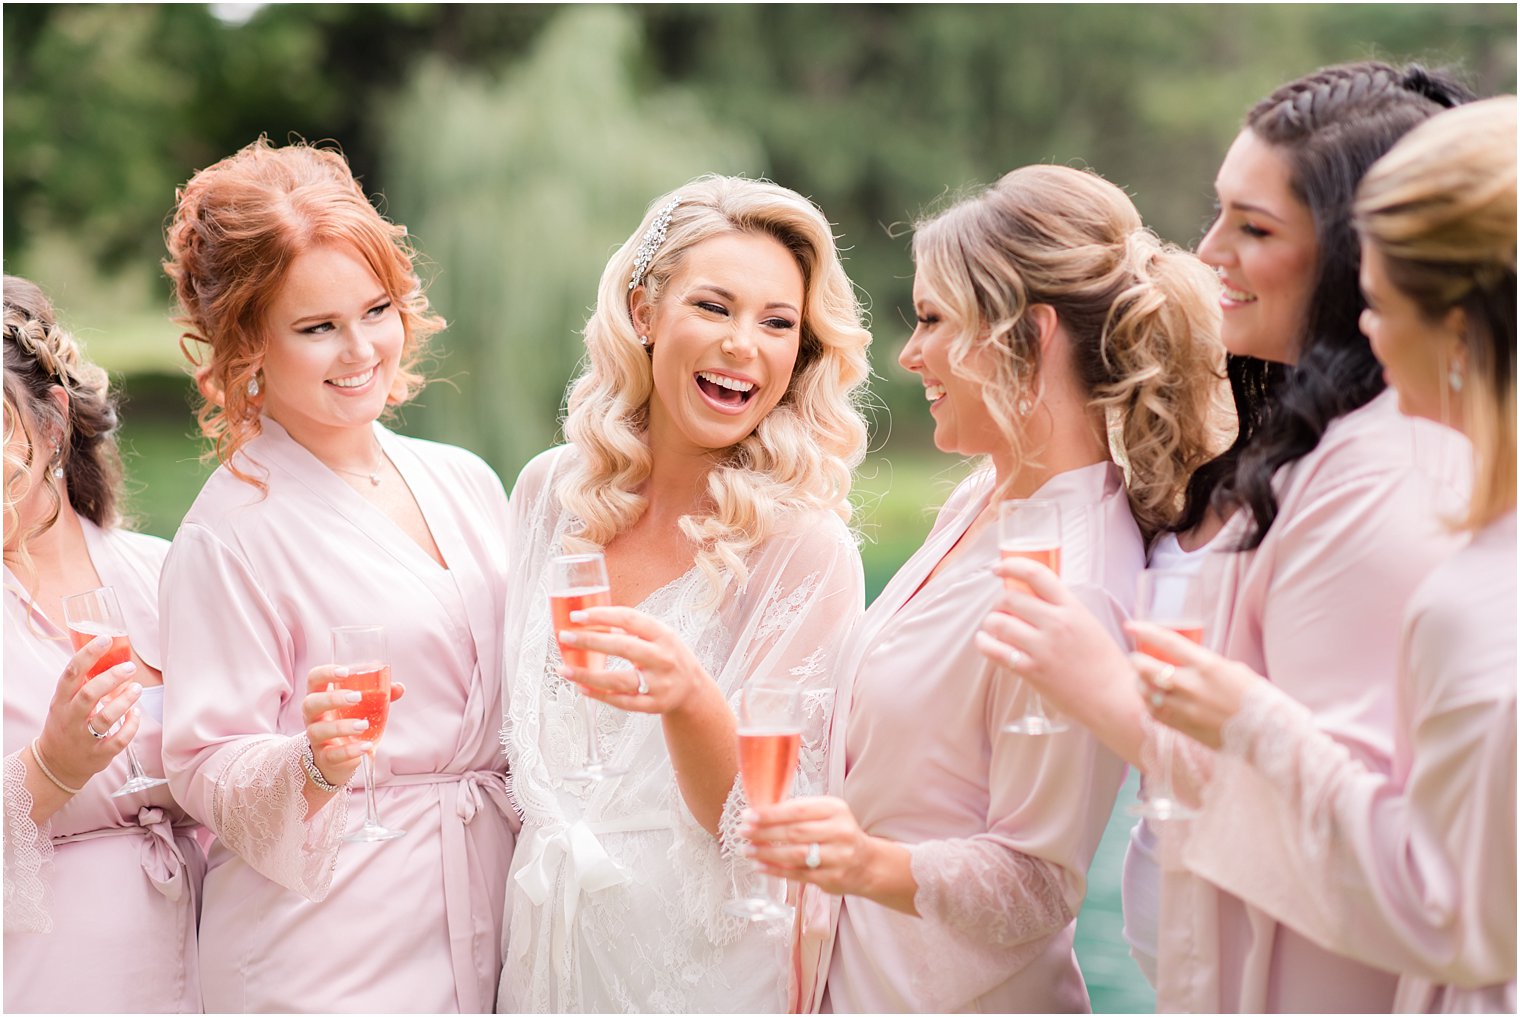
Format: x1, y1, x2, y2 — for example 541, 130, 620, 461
725, 675, 803, 921
549, 553, 625, 781
997, 499, 1068, 735
61, 586, 170, 798
1128, 569, 1203, 821
332, 626, 405, 842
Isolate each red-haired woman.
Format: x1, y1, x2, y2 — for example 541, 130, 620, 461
159, 139, 515, 1012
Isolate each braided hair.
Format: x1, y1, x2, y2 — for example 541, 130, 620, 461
3, 275, 126, 565
1173, 61, 1475, 548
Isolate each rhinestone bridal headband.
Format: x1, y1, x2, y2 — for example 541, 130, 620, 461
628, 197, 682, 290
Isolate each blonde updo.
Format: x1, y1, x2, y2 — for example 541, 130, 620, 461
912, 164, 1228, 537
1355, 96, 1518, 529
559, 175, 872, 596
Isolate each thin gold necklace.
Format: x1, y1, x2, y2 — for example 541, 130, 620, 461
330, 441, 386, 487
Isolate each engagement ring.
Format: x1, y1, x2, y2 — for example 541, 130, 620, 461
1006, 646, 1027, 670
1148, 690, 1166, 710
805, 842, 822, 870
1154, 664, 1177, 690
636, 671, 649, 696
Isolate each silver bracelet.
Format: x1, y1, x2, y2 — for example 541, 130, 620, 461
300, 738, 342, 794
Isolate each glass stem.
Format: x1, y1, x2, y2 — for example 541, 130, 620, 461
361, 751, 381, 828
1154, 726, 1175, 803
124, 744, 150, 781
582, 697, 602, 768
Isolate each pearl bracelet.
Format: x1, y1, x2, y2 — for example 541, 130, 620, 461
300, 738, 342, 794
29, 738, 83, 795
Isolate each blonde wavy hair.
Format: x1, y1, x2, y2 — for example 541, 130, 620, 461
163, 137, 444, 487
913, 164, 1230, 538
3, 275, 125, 577
559, 175, 872, 596
1355, 96, 1518, 531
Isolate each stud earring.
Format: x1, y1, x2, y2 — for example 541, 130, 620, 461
639, 335, 650, 348
1015, 395, 1034, 417
247, 374, 261, 397
1448, 365, 1464, 393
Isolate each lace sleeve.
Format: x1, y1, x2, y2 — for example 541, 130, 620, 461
911, 838, 1074, 942
210, 735, 350, 900
3, 750, 53, 934
669, 515, 864, 946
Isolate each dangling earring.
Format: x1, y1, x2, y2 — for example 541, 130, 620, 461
50, 446, 64, 480
1448, 364, 1464, 393
247, 373, 261, 397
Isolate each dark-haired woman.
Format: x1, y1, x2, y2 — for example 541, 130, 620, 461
977, 61, 1475, 1012
1130, 94, 1517, 1016
3, 275, 205, 1012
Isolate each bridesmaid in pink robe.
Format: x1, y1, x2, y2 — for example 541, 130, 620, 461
1130, 97, 1517, 1013
158, 139, 515, 1013
3, 275, 205, 1012
745, 165, 1228, 1012
977, 62, 1477, 1013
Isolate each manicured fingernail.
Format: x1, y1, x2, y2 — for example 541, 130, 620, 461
559, 630, 579, 645
343, 690, 362, 703
351, 719, 369, 731
120, 662, 137, 675
556, 665, 573, 678
128, 682, 142, 696
740, 808, 757, 823
568, 611, 587, 623
90, 634, 110, 650
334, 666, 350, 678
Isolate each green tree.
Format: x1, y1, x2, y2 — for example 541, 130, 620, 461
381, 5, 763, 478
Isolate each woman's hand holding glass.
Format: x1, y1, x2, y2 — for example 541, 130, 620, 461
301, 664, 407, 791
741, 795, 877, 897
35, 634, 143, 793
975, 555, 1136, 743
1128, 621, 1263, 751
556, 606, 710, 717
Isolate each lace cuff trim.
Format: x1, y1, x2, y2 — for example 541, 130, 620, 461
897, 839, 1074, 1008
3, 751, 53, 933
669, 774, 749, 948
210, 735, 350, 900
1209, 681, 1347, 866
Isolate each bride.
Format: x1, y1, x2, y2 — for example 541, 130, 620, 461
497, 176, 873, 1013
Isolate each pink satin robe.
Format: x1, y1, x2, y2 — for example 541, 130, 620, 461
803, 462, 1144, 1013
1184, 510, 1515, 1013
4, 519, 205, 1013
160, 419, 516, 1013
1156, 390, 1472, 1012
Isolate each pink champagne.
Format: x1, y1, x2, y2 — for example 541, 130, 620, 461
335, 664, 392, 745
738, 727, 802, 808
550, 586, 612, 671
1137, 624, 1204, 666
999, 544, 1061, 596
68, 622, 133, 681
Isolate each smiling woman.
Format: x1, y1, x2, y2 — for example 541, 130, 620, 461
156, 137, 516, 1013
497, 175, 872, 1013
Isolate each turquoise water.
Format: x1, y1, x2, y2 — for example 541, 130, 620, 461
1074, 770, 1156, 1013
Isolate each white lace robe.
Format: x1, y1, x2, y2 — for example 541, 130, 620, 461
497, 446, 864, 1014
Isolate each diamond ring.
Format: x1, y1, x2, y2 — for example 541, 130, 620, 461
1148, 689, 1166, 710
1154, 664, 1177, 691
1006, 646, 1027, 671
636, 671, 649, 696
805, 842, 822, 870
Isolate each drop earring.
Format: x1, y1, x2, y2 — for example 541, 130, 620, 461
247, 374, 261, 397
50, 447, 64, 480
1448, 365, 1464, 392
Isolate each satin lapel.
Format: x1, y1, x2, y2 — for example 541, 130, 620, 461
811, 472, 991, 1013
